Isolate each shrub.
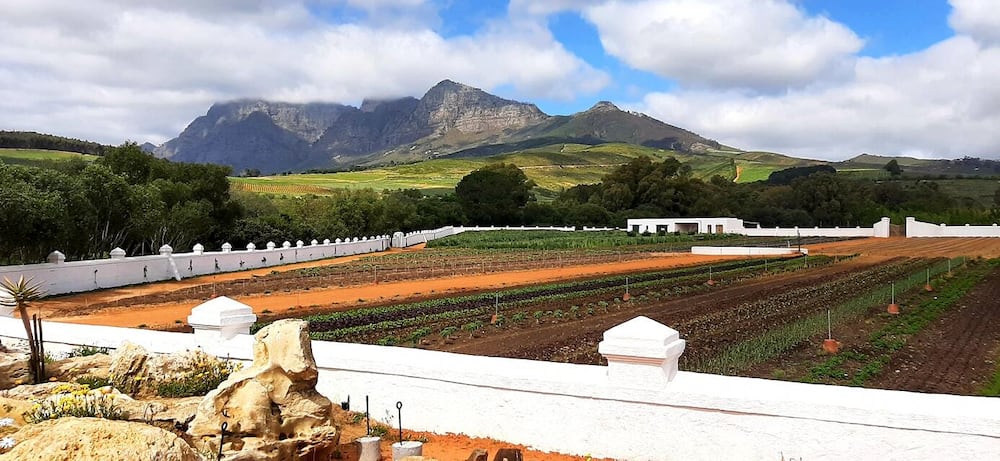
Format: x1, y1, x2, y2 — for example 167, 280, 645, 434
75, 375, 111, 389
376, 336, 398, 346
439, 326, 459, 339
155, 357, 240, 398
67, 345, 111, 358
24, 384, 124, 423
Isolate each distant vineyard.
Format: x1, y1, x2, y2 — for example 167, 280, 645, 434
230, 180, 331, 195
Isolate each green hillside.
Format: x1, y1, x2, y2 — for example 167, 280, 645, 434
230, 142, 817, 199
0, 148, 99, 167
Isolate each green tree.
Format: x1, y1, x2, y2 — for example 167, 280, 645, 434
455, 163, 534, 225
884, 159, 903, 177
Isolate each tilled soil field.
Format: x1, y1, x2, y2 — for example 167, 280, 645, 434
869, 266, 1000, 394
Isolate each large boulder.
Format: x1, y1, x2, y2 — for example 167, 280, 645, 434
47, 353, 111, 383
0, 417, 200, 460
109, 343, 236, 397
188, 319, 338, 460
0, 352, 29, 389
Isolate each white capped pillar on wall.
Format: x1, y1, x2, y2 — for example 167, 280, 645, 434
598, 316, 686, 388
188, 296, 257, 355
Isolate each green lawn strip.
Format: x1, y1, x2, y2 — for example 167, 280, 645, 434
805, 259, 993, 386
690, 257, 963, 375
301, 256, 824, 341
983, 366, 1000, 397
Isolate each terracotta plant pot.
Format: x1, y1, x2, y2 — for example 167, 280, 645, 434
622, 292, 631, 301
924, 283, 934, 292
887, 303, 900, 315
706, 279, 716, 286
822, 338, 841, 354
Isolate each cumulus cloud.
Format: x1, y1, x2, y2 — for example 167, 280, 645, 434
580, 0, 863, 91
0, 0, 607, 144
633, 36, 1000, 160
949, 0, 1000, 45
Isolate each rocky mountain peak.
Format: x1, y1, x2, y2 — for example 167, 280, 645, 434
587, 101, 622, 112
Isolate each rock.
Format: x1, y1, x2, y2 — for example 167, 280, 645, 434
109, 342, 238, 397
0, 352, 29, 389
467, 448, 489, 461
0, 396, 34, 426
108, 342, 150, 395
493, 448, 523, 461
47, 353, 110, 383
188, 319, 338, 460
1, 417, 200, 460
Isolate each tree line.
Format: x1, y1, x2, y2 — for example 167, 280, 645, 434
2, 145, 999, 264
0, 131, 108, 156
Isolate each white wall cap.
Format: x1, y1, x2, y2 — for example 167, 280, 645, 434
266, 242, 276, 250
282, 241, 291, 248
599, 316, 683, 359
192, 243, 205, 254
109, 247, 126, 259
222, 242, 233, 252
47, 250, 66, 263
158, 244, 173, 255
187, 296, 257, 327
246, 242, 256, 251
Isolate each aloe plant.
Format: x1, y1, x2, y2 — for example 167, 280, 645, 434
1, 276, 46, 383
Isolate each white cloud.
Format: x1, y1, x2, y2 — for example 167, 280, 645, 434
580, 0, 863, 91
632, 36, 1000, 160
949, 0, 1000, 46
0, 0, 607, 144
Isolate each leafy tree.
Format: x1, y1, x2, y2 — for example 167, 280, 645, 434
884, 159, 903, 177
455, 163, 534, 225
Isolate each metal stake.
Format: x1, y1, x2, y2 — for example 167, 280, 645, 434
365, 395, 370, 436
827, 309, 832, 340
396, 401, 404, 442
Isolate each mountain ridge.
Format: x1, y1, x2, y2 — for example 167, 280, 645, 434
154, 80, 721, 174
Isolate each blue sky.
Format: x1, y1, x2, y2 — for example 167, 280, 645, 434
1, 0, 998, 160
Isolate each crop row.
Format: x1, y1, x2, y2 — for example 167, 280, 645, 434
300, 256, 823, 341
688, 257, 964, 374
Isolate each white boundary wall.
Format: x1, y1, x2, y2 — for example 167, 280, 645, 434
628, 217, 892, 238
391, 225, 619, 248
906, 217, 1000, 237
691, 246, 807, 256
1, 315, 998, 460
0, 237, 390, 296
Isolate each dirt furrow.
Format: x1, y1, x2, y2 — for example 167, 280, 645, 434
872, 267, 1000, 394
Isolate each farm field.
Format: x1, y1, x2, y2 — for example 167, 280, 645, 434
30, 234, 1000, 396
226, 143, 820, 199
0, 148, 98, 165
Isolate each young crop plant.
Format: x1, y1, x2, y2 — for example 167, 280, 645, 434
439, 326, 459, 340
462, 321, 484, 338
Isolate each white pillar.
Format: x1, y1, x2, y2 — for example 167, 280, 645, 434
188, 296, 257, 356
598, 316, 686, 388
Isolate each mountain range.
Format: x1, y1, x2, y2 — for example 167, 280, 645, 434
153, 80, 721, 174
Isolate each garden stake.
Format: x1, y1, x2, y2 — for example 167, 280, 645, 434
822, 309, 839, 353
365, 395, 371, 436
217, 422, 228, 460
887, 282, 900, 314
623, 277, 631, 301
707, 266, 716, 286
396, 401, 404, 443
924, 268, 933, 292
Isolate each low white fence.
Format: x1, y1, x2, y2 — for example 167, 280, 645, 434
391, 225, 620, 248
0, 237, 390, 296
1, 310, 998, 460
906, 217, 1000, 237
691, 246, 807, 256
